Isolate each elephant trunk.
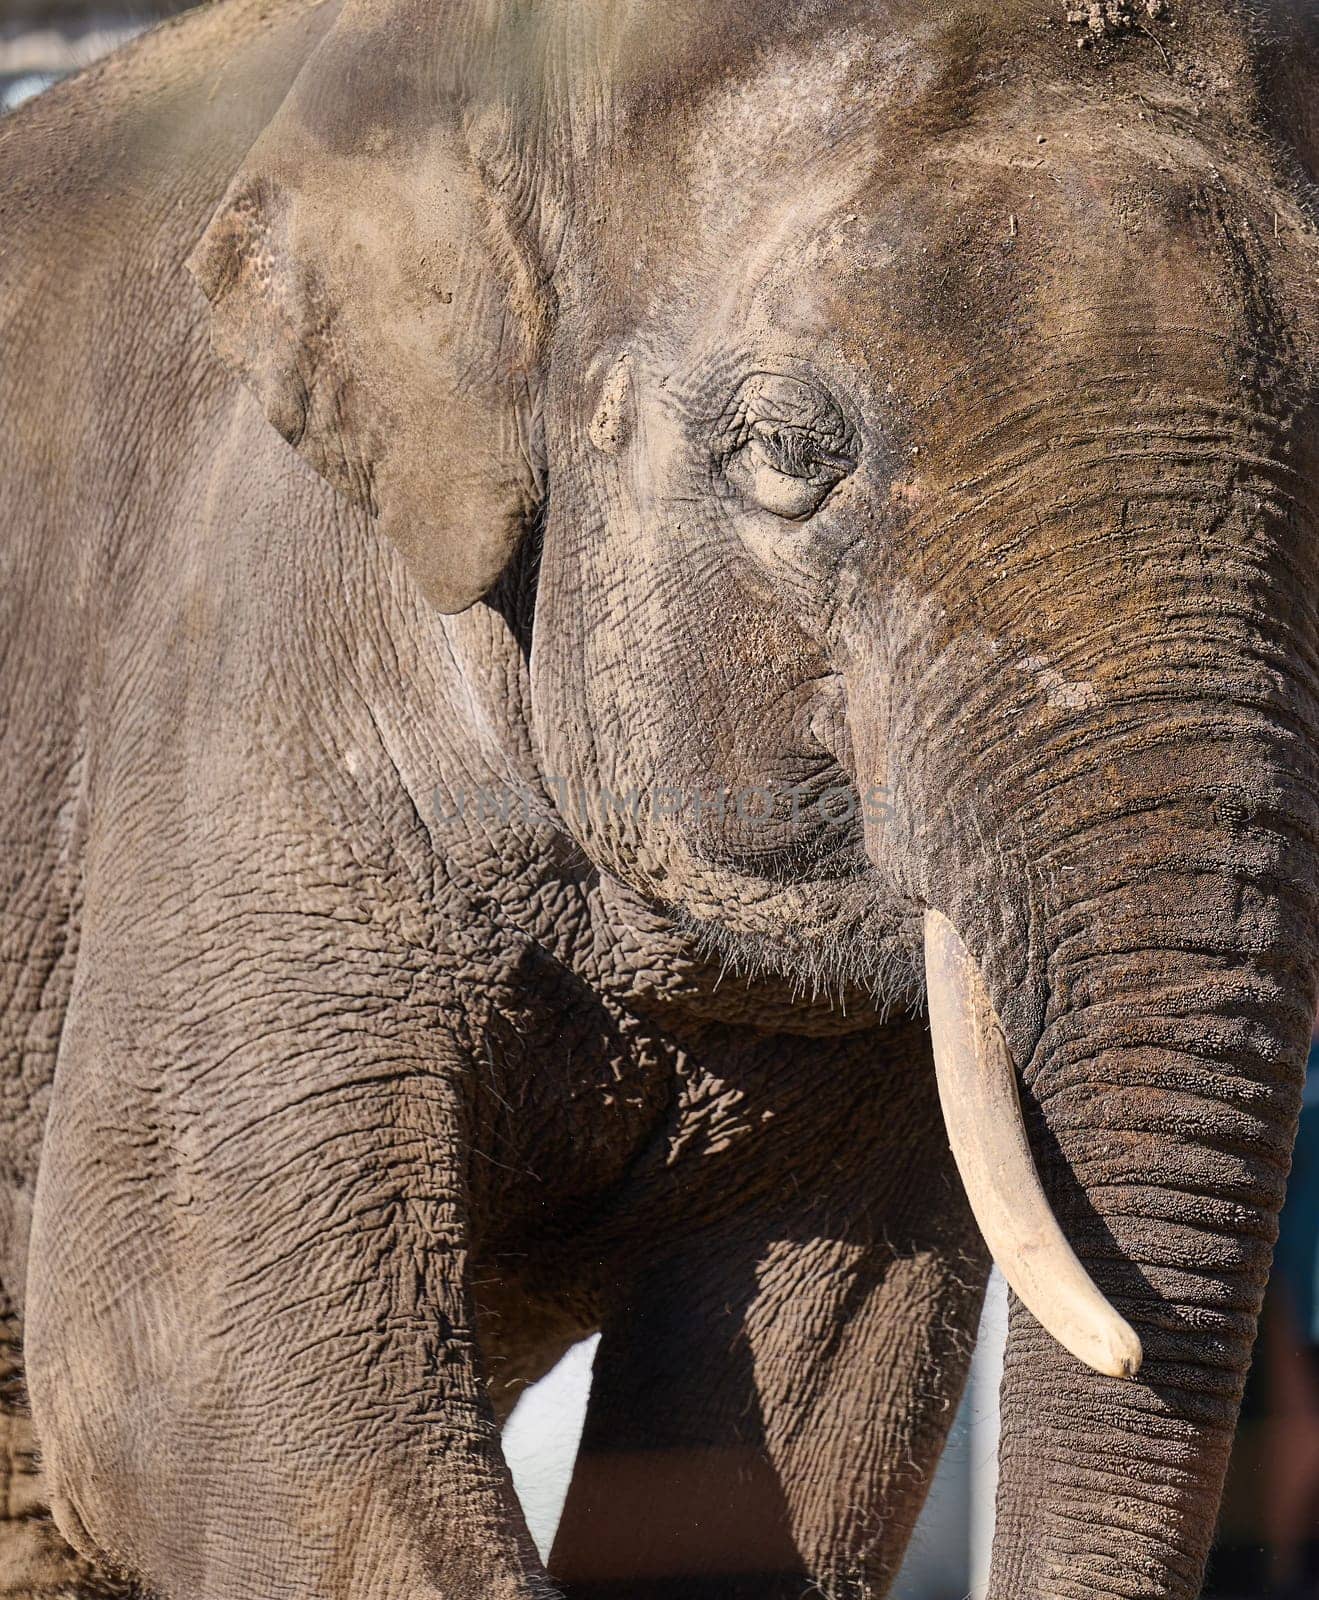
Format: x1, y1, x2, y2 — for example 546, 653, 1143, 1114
986, 911, 1311, 1597
839, 350, 1319, 1592
917, 777, 1317, 1598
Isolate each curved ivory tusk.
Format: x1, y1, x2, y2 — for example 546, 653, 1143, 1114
924, 908, 1143, 1380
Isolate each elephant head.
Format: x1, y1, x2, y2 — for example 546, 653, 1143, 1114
190, 0, 1319, 1592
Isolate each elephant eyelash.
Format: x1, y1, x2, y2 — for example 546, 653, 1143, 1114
752, 424, 851, 483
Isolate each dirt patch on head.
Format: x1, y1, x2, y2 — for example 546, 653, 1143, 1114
1065, 0, 1171, 46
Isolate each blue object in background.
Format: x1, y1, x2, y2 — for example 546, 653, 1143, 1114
1, 72, 61, 111
1273, 1040, 1319, 1346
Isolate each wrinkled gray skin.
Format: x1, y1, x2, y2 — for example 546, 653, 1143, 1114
2, 0, 1319, 1597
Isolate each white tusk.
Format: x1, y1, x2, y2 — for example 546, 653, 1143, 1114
924, 907, 1143, 1380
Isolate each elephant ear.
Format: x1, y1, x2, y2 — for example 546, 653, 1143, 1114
187, 0, 547, 614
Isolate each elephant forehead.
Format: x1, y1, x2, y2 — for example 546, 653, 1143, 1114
730, 119, 1308, 397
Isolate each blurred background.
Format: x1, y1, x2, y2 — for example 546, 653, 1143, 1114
4, 4, 1319, 1594
0, 0, 181, 111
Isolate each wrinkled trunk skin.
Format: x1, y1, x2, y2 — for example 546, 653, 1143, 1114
849, 379, 1319, 1594
978, 697, 1314, 1591
975, 766, 1319, 1594
944, 703, 1319, 1597
989, 828, 1315, 1598
974, 441, 1319, 1597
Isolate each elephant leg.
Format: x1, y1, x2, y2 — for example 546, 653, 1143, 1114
23, 980, 542, 1600
550, 1046, 988, 1600
0, 1295, 129, 1600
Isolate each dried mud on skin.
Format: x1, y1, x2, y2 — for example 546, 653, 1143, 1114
1066, 0, 1172, 46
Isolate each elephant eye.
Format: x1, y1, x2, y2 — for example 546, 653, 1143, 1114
726, 431, 850, 520
714, 373, 856, 522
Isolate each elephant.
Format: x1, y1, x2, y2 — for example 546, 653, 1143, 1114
2, 0, 1319, 1595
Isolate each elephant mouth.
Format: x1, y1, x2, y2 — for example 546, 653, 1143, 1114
682, 830, 869, 880
668, 765, 874, 879
661, 879, 914, 1012
924, 906, 1143, 1380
